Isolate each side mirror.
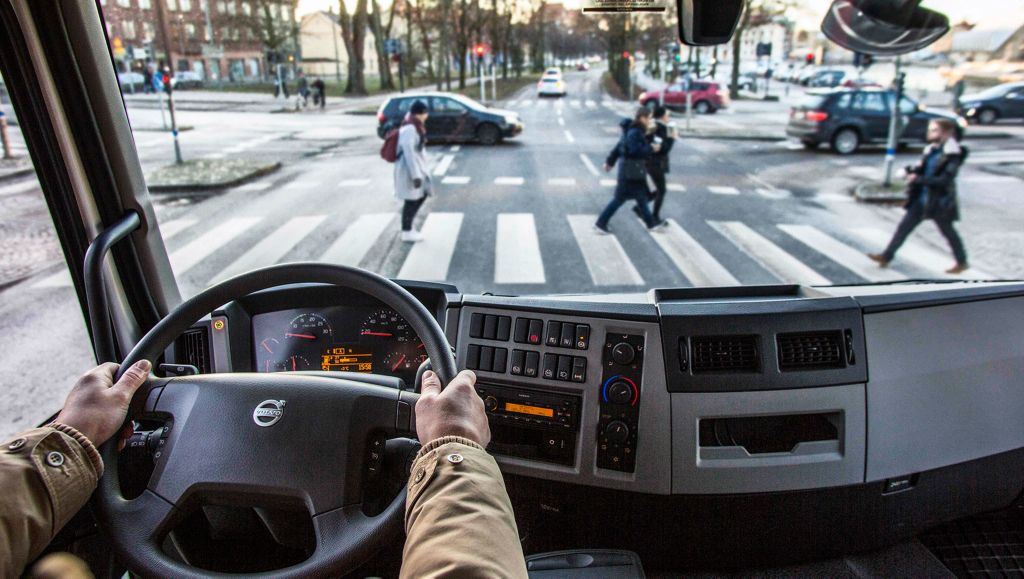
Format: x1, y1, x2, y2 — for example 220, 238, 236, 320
676, 0, 744, 46
821, 0, 949, 56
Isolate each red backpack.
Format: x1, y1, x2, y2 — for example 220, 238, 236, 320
380, 125, 401, 163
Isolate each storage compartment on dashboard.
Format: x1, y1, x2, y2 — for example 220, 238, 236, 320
698, 412, 840, 458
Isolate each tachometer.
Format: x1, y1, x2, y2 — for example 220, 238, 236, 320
286, 312, 333, 342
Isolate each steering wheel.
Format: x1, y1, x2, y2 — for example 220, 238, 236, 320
94, 263, 458, 578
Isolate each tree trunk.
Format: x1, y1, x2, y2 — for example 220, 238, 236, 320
441, 0, 452, 90
369, 0, 394, 90
729, 0, 751, 99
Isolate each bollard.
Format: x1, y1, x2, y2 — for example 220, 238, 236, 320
0, 111, 12, 159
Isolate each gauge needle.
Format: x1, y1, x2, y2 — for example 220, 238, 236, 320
261, 341, 273, 353
361, 331, 393, 337
286, 333, 316, 339
292, 357, 297, 371
391, 354, 407, 372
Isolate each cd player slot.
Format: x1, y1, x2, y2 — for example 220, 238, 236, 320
476, 383, 581, 467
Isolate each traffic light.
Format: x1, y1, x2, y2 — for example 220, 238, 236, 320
161, 72, 171, 94
622, 51, 630, 59
474, 44, 486, 57
895, 72, 906, 97
674, 53, 682, 63
805, 52, 815, 65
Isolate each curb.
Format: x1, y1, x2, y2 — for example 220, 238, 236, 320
854, 182, 907, 204
0, 166, 34, 184
148, 161, 281, 194
133, 125, 195, 132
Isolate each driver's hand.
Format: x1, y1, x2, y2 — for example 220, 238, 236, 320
54, 361, 151, 447
415, 370, 490, 447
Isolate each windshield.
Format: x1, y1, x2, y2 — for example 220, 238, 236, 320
15, 0, 1024, 305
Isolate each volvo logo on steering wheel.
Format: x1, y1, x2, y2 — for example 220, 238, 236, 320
253, 399, 286, 427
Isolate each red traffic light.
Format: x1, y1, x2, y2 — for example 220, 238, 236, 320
474, 44, 486, 56
622, 51, 630, 59
805, 52, 814, 64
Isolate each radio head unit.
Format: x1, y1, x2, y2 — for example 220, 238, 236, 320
476, 384, 581, 466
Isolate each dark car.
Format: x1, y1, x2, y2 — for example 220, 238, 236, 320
376, 92, 524, 145
786, 88, 967, 154
956, 82, 1024, 125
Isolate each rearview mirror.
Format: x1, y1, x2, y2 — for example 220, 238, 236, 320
821, 0, 949, 56
676, 0, 744, 46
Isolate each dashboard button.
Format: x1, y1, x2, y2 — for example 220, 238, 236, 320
559, 324, 575, 348
466, 344, 481, 370
575, 325, 590, 350
482, 315, 498, 340
469, 313, 485, 338
571, 357, 587, 382
478, 346, 494, 372
527, 320, 543, 345
510, 350, 526, 375
556, 355, 572, 381
513, 318, 529, 343
493, 348, 508, 373
545, 321, 561, 347
496, 316, 512, 341
524, 351, 540, 378
542, 353, 558, 379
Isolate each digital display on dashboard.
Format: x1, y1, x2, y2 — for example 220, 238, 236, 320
504, 402, 555, 418
251, 306, 425, 383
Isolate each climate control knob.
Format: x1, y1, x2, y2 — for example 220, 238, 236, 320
604, 421, 630, 444
483, 396, 499, 412
611, 342, 636, 365
606, 380, 635, 405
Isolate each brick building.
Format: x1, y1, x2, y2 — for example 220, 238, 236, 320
99, 0, 296, 83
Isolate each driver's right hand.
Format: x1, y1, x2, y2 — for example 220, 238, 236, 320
415, 370, 490, 447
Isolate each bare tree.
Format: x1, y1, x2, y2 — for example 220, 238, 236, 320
369, 0, 395, 90
729, 0, 791, 98
338, 0, 370, 94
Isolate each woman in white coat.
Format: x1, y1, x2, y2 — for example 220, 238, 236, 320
394, 100, 432, 242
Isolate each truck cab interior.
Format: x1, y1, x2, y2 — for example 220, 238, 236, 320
1, 0, 1022, 577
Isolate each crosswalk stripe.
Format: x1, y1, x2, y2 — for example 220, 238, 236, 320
651, 219, 739, 287
558, 117, 565, 126
338, 178, 371, 187
567, 214, 644, 286
495, 214, 545, 284
564, 130, 575, 143
318, 213, 394, 266
397, 212, 464, 281
442, 176, 471, 185
579, 154, 600, 177
571, 100, 581, 107
169, 216, 262, 275
31, 269, 72, 289
585, 100, 597, 108
159, 218, 198, 240
756, 187, 791, 200
520, 100, 533, 108
495, 177, 524, 185
778, 224, 904, 283
710, 221, 830, 285
0, 179, 40, 197
848, 227, 996, 280
548, 178, 576, 187
450, 145, 461, 152
508, 100, 520, 108
708, 185, 740, 195
667, 183, 686, 192
432, 154, 455, 177
211, 216, 326, 284
600, 179, 616, 187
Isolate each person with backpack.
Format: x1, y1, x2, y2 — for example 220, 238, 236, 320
383, 100, 432, 242
595, 107, 667, 234
868, 118, 970, 274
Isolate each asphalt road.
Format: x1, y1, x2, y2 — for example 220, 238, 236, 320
2, 67, 1023, 437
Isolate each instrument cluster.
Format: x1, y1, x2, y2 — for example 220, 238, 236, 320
251, 306, 426, 384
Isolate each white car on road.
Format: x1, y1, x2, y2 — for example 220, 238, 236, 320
537, 76, 567, 97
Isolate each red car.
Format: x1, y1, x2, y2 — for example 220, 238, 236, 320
638, 80, 728, 114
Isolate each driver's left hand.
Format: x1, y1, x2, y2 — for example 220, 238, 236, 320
54, 360, 151, 446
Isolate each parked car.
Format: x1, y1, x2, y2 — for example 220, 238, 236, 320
576, 62, 589, 71
796, 66, 820, 85
171, 70, 204, 89
117, 71, 145, 92
808, 69, 846, 88
537, 76, 567, 97
737, 72, 758, 92
638, 80, 728, 114
786, 87, 967, 154
376, 92, 523, 145
956, 81, 1024, 124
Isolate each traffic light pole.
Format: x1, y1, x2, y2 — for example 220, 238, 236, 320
883, 56, 903, 187
479, 57, 485, 102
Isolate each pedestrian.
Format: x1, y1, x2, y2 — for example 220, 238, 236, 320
394, 100, 432, 242
296, 71, 310, 108
868, 118, 970, 274
312, 76, 326, 109
646, 105, 675, 223
595, 107, 667, 234
142, 67, 153, 94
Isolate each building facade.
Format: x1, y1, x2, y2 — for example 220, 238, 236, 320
299, 11, 383, 80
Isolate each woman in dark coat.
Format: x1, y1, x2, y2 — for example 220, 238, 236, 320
595, 108, 667, 234
869, 118, 970, 274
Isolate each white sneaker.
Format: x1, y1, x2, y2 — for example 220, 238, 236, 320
401, 230, 424, 243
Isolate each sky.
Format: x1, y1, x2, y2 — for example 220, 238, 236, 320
296, 0, 1022, 31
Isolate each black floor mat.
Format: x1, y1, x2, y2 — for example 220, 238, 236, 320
920, 503, 1024, 578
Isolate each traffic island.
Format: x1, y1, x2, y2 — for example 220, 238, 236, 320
854, 182, 907, 204
146, 159, 280, 193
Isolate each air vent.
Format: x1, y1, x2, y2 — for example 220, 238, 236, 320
777, 331, 845, 371
177, 328, 211, 374
690, 335, 760, 373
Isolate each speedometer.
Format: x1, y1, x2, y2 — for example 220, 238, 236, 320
360, 308, 416, 343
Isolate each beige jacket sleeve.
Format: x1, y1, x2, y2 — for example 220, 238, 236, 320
400, 437, 528, 579
0, 424, 103, 578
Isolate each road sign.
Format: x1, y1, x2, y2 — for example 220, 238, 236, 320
384, 38, 402, 55
152, 72, 164, 92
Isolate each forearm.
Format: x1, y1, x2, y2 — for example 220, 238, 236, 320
0, 425, 102, 577
401, 437, 527, 579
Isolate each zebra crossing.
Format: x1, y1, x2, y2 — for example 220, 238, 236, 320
28, 209, 992, 291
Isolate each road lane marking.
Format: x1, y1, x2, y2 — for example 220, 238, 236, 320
494, 177, 524, 185
519, 100, 533, 108
159, 218, 198, 240
205, 152, 227, 159
449, 145, 461, 152
709, 220, 830, 285
169, 216, 262, 275
442, 176, 471, 185
0, 179, 40, 197
338, 178, 372, 187
600, 179, 616, 187
708, 185, 740, 195
547, 178, 576, 187
579, 154, 600, 177
495, 214, 545, 284
567, 214, 644, 286
585, 100, 597, 108
778, 224, 904, 283
397, 212, 463, 281
756, 188, 791, 200
558, 117, 565, 126
32, 269, 73, 288
564, 130, 575, 143
815, 192, 855, 203
667, 184, 686, 192
570, 100, 581, 107
211, 216, 327, 284
848, 227, 996, 280
432, 154, 455, 177
508, 100, 520, 107
650, 219, 739, 287
318, 213, 394, 266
